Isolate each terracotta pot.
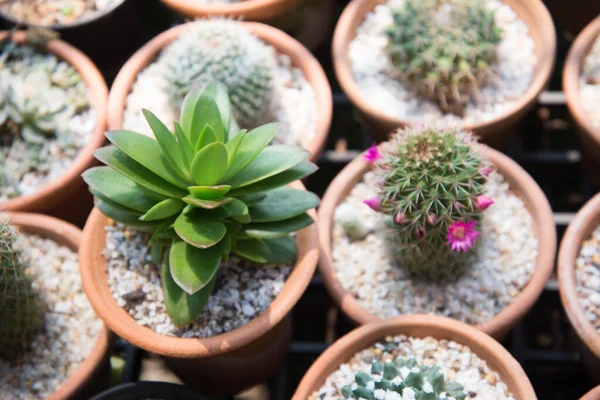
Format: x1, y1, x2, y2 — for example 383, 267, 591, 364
582, 386, 600, 400
318, 145, 556, 340
564, 15, 600, 188
0, 31, 108, 227
292, 315, 536, 400
79, 181, 319, 395
159, 0, 306, 21
5, 212, 113, 400
558, 193, 600, 382
107, 21, 331, 163
332, 0, 556, 147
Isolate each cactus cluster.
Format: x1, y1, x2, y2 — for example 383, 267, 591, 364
163, 20, 276, 128
0, 220, 43, 360
365, 125, 493, 279
386, 0, 502, 115
342, 358, 466, 400
83, 82, 319, 326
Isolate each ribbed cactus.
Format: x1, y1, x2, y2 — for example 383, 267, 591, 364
365, 126, 493, 279
163, 20, 276, 127
386, 0, 502, 115
0, 220, 43, 360
342, 358, 466, 400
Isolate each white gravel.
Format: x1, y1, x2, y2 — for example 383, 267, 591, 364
311, 335, 514, 400
122, 23, 317, 150
575, 225, 600, 332
332, 171, 537, 325
0, 232, 103, 400
579, 36, 600, 128
348, 0, 536, 124
104, 222, 292, 338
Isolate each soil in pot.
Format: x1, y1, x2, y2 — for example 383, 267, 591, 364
577, 35, 600, 130
0, 218, 104, 399
345, 0, 536, 127
0, 0, 126, 26
121, 20, 319, 153
571, 225, 600, 339
0, 34, 95, 203
311, 334, 514, 399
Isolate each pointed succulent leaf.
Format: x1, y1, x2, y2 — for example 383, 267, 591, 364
185, 206, 232, 221
180, 85, 204, 141
142, 109, 187, 175
232, 236, 297, 264
224, 129, 246, 165
174, 122, 194, 169
188, 185, 231, 200
169, 240, 222, 295
201, 81, 232, 136
190, 141, 228, 186
249, 187, 319, 222
196, 124, 217, 152
238, 193, 267, 206
139, 198, 186, 221
82, 166, 164, 212
243, 213, 314, 238
228, 161, 318, 197
106, 130, 189, 188
182, 196, 232, 210
222, 123, 279, 181
226, 145, 310, 189
161, 261, 216, 327
174, 213, 226, 249
94, 146, 188, 198
94, 197, 159, 232
222, 198, 250, 224
191, 94, 224, 146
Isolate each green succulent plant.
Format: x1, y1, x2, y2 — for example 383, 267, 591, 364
342, 358, 466, 400
386, 0, 502, 115
368, 125, 492, 279
0, 219, 43, 360
83, 82, 319, 326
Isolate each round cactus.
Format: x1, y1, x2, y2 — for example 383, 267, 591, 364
386, 0, 502, 115
163, 20, 276, 127
365, 125, 493, 279
0, 220, 43, 360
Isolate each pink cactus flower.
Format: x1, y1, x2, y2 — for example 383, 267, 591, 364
394, 213, 406, 224
446, 220, 480, 252
427, 213, 437, 224
364, 144, 381, 163
480, 166, 493, 177
364, 197, 381, 211
476, 195, 494, 211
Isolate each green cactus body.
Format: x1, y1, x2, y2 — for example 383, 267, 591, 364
0, 220, 43, 360
342, 358, 467, 400
386, 0, 502, 115
374, 126, 490, 279
163, 21, 276, 127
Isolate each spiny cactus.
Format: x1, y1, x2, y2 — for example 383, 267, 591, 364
0, 220, 43, 360
342, 358, 466, 400
364, 126, 493, 279
386, 0, 502, 115
163, 20, 276, 127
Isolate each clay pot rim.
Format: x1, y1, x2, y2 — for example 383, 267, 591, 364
563, 15, 600, 147
106, 21, 332, 163
0, 31, 108, 213
79, 180, 319, 358
317, 145, 556, 339
4, 212, 112, 400
331, 0, 556, 138
558, 193, 600, 360
581, 386, 600, 400
292, 314, 536, 400
159, 0, 306, 20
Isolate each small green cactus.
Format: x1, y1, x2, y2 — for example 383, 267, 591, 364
163, 20, 276, 127
342, 358, 466, 400
386, 0, 502, 115
364, 126, 493, 279
0, 220, 43, 360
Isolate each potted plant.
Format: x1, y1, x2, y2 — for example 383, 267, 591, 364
0, 0, 141, 70
332, 0, 556, 147
0, 29, 108, 226
558, 193, 600, 382
90, 381, 206, 400
80, 83, 320, 395
0, 212, 112, 400
318, 125, 555, 340
159, 0, 306, 21
564, 15, 600, 187
106, 19, 332, 163
292, 315, 536, 399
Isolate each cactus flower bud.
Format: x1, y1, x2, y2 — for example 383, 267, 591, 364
363, 197, 381, 211
475, 195, 494, 211
394, 213, 406, 224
